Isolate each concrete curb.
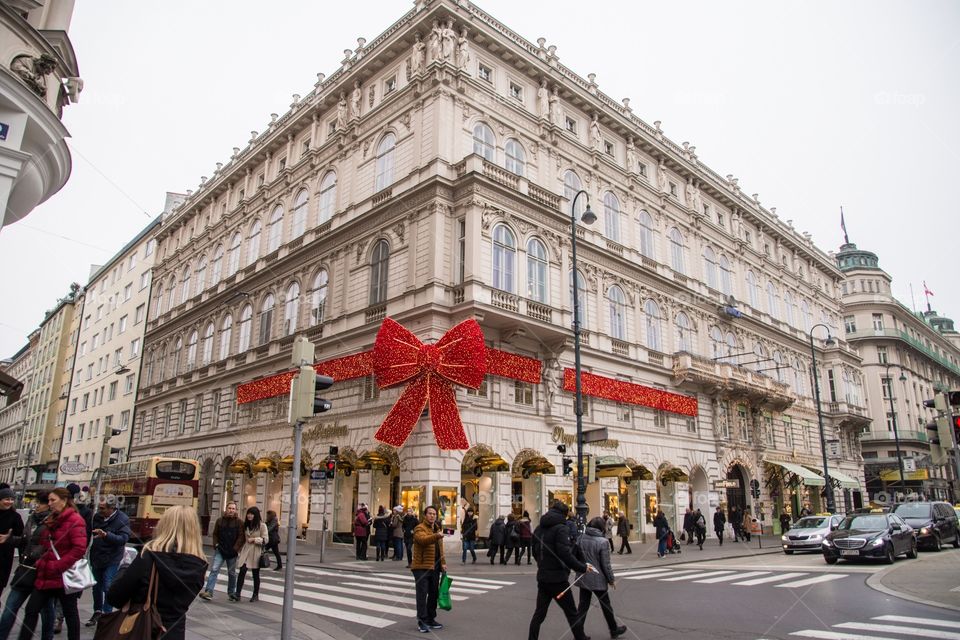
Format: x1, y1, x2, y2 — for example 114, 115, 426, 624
865, 559, 960, 614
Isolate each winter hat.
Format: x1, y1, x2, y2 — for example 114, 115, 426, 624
66, 483, 81, 497
393, 505, 403, 513
552, 500, 570, 515
0, 488, 15, 500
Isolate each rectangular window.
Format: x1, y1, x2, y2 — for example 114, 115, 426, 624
783, 417, 794, 449
139, 272, 150, 291
669, 182, 678, 197
455, 218, 465, 284
654, 410, 668, 430
131, 338, 141, 358
604, 141, 614, 156
257, 174, 264, 188
278, 157, 286, 172
135, 303, 145, 324
212, 390, 222, 429
466, 379, 488, 398
301, 140, 310, 158
383, 75, 397, 95
509, 81, 523, 101
513, 380, 533, 406
119, 315, 128, 333
328, 121, 337, 136
124, 374, 135, 394
881, 376, 893, 399
70, 398, 77, 415
124, 284, 132, 301
872, 313, 884, 330
108, 381, 117, 401
885, 411, 896, 431
477, 63, 493, 83
844, 316, 856, 333
617, 404, 630, 423
194, 395, 203, 432
120, 410, 131, 430
877, 346, 887, 364
82, 393, 89, 411
177, 399, 187, 434
66, 427, 73, 443
564, 116, 577, 134
78, 423, 85, 440
827, 369, 837, 402
764, 415, 774, 445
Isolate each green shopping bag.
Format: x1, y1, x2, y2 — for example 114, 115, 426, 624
438, 572, 453, 611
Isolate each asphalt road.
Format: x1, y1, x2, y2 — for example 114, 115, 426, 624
266, 547, 960, 639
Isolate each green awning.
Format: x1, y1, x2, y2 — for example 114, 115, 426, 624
764, 459, 825, 486
806, 466, 859, 489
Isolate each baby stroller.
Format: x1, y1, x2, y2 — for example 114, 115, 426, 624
666, 529, 681, 554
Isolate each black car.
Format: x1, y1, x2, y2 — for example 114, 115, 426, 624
892, 502, 960, 551
822, 513, 917, 564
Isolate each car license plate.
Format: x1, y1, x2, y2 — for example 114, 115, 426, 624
839, 549, 859, 557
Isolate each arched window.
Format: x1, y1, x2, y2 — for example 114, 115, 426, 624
752, 342, 767, 373
526, 238, 547, 303
767, 282, 779, 320
211, 244, 224, 284
668, 228, 685, 274
644, 299, 662, 351
719, 255, 733, 296
369, 239, 390, 304
172, 336, 183, 376
202, 322, 215, 365
793, 358, 806, 396
638, 209, 654, 258
195, 256, 207, 297
238, 305, 253, 352
283, 282, 300, 336
291, 190, 308, 238
154, 282, 164, 316
246, 219, 262, 266
258, 294, 275, 345
318, 171, 336, 223
375, 133, 396, 191
608, 285, 626, 340
267, 205, 283, 253
773, 350, 785, 383
310, 270, 328, 325
676, 312, 692, 353
156, 343, 167, 382
709, 326, 724, 360
473, 122, 495, 161
603, 192, 621, 242
180, 266, 192, 302
703, 246, 718, 289
492, 224, 516, 293
219, 315, 233, 358
725, 332, 738, 365
144, 349, 155, 386
227, 232, 242, 276
505, 139, 525, 176
563, 170, 585, 216
746, 271, 759, 308
165, 276, 176, 312
186, 329, 198, 370
784, 291, 796, 327
570, 269, 587, 328
801, 300, 812, 333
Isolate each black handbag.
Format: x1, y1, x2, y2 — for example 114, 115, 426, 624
93, 559, 165, 640
10, 562, 36, 591
258, 552, 270, 569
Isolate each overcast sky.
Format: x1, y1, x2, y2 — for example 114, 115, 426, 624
1, 0, 957, 358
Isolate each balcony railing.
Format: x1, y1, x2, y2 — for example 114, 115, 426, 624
672, 352, 795, 410
612, 339, 629, 357
861, 429, 928, 443
846, 328, 960, 376
491, 290, 519, 312
482, 161, 520, 190
526, 300, 552, 323
365, 305, 387, 324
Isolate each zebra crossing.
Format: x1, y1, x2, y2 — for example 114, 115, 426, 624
618, 566, 852, 589
214, 566, 514, 628
782, 614, 960, 639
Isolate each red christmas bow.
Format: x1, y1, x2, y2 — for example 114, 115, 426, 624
372, 318, 486, 450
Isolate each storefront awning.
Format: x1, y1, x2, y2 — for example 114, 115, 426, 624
763, 459, 824, 486
817, 468, 860, 488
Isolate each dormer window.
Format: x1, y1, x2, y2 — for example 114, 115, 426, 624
604, 141, 615, 157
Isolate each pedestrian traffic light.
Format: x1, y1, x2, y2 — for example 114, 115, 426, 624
288, 365, 334, 423
947, 390, 960, 407
562, 457, 573, 476
924, 392, 953, 466
324, 457, 337, 479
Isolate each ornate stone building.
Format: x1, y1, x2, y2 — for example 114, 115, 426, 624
836, 241, 960, 501
132, 0, 866, 543
0, 336, 37, 488
0, 0, 82, 228
57, 217, 160, 488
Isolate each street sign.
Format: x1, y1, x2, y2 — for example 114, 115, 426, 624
60, 461, 88, 474
826, 439, 841, 457
902, 458, 916, 473
582, 428, 609, 443
714, 480, 739, 489
309, 470, 326, 481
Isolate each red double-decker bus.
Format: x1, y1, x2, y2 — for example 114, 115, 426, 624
96, 457, 199, 543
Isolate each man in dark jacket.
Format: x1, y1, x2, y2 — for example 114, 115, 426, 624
487, 516, 506, 564
682, 507, 695, 545
713, 506, 726, 546
402, 507, 418, 567
86, 495, 132, 625
199, 502, 241, 601
0, 487, 24, 599
528, 501, 593, 640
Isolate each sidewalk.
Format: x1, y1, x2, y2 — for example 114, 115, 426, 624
868, 549, 960, 613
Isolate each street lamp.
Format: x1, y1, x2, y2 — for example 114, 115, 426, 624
809, 323, 836, 513
569, 189, 596, 527
884, 363, 908, 500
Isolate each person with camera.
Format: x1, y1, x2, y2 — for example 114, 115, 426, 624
410, 505, 446, 633
85, 495, 131, 627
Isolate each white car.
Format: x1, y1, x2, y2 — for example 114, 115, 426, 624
782, 515, 843, 554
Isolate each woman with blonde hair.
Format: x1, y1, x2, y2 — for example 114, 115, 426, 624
106, 506, 207, 640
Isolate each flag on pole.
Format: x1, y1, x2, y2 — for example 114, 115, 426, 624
840, 207, 849, 244
923, 281, 934, 297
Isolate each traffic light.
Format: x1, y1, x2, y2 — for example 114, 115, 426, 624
750, 479, 761, 499
288, 365, 334, 423
110, 428, 123, 437
324, 457, 337, 479
562, 457, 573, 476
924, 392, 952, 466
108, 447, 123, 465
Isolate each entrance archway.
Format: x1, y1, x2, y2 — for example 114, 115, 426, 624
358, 446, 400, 516
726, 462, 750, 519
461, 445, 509, 539
511, 449, 556, 530
657, 464, 689, 532
688, 466, 709, 514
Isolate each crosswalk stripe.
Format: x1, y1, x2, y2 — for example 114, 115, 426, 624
694, 571, 770, 584
250, 590, 395, 628
790, 631, 890, 640
872, 616, 960, 629
624, 569, 700, 581
342, 581, 470, 601
447, 575, 516, 586
659, 570, 737, 582
216, 575, 411, 616
775, 575, 848, 589
297, 567, 500, 593
732, 572, 807, 586
617, 568, 684, 578
218, 573, 417, 605
835, 622, 960, 639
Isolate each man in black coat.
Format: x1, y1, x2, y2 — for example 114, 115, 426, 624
713, 506, 726, 546
682, 507, 695, 545
0, 487, 24, 598
528, 501, 593, 640
86, 495, 132, 626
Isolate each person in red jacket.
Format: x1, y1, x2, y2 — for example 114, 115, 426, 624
17, 487, 87, 640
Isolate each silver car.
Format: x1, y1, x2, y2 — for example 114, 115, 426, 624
782, 515, 844, 554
